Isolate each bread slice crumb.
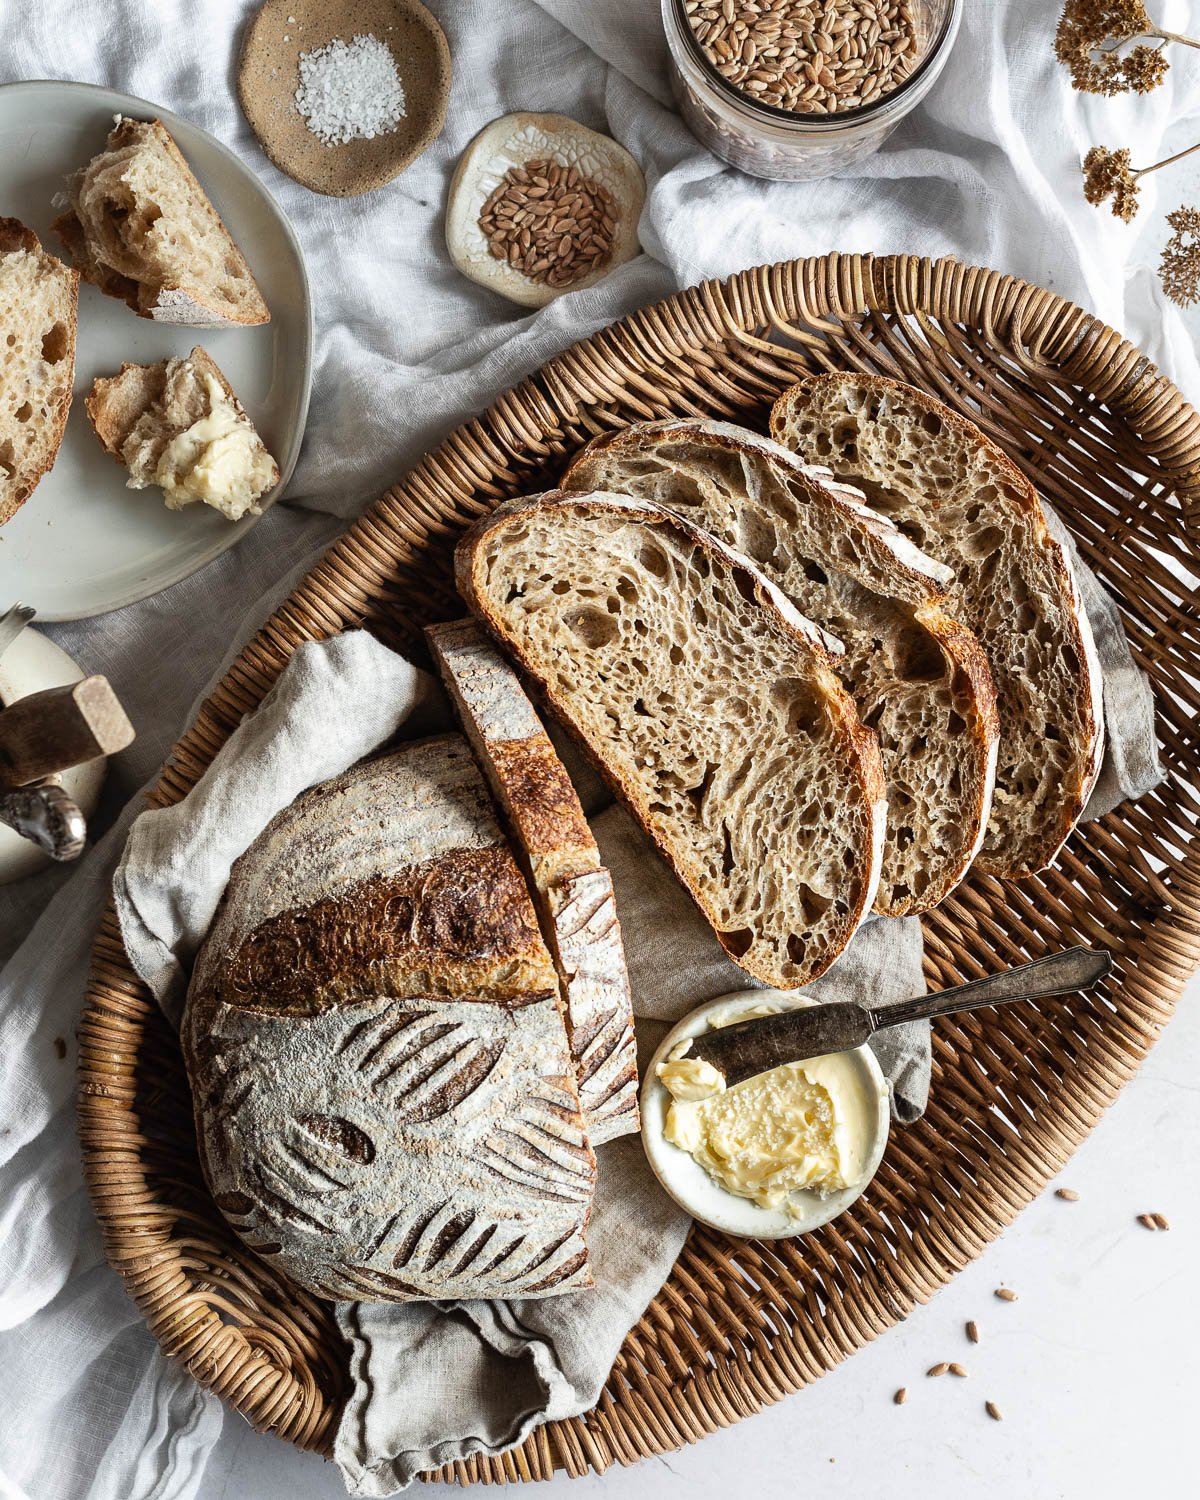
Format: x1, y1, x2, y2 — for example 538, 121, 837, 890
0, 217, 79, 525
87, 347, 279, 521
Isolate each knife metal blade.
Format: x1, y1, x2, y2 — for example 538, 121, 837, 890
0, 603, 35, 665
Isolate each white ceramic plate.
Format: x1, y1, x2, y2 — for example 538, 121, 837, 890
0, 80, 313, 621
0, 625, 105, 883
641, 990, 891, 1238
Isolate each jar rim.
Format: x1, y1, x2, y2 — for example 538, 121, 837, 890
667, 0, 960, 130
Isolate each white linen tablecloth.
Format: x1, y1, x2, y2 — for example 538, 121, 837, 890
1, 1, 1196, 1496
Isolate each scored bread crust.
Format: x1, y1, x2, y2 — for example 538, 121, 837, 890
183, 735, 597, 1303
53, 118, 269, 328
771, 374, 1104, 879
563, 418, 1001, 916
0, 217, 79, 525
427, 618, 640, 1145
457, 490, 888, 990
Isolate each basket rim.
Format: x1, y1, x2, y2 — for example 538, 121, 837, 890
77, 252, 1200, 1480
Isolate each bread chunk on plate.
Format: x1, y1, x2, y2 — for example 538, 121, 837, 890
457, 490, 887, 991
0, 217, 79, 525
183, 734, 597, 1303
564, 418, 999, 917
772, 374, 1104, 878
53, 117, 269, 328
87, 346, 279, 522
428, 617, 640, 1145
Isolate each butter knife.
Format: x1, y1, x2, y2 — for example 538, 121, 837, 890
686, 947, 1113, 1088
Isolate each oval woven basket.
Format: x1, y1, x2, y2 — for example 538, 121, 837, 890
79, 254, 1200, 1482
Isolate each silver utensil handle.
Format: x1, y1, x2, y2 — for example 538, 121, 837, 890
0, 781, 87, 861
871, 947, 1113, 1031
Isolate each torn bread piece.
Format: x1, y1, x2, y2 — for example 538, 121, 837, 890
458, 490, 887, 991
87, 347, 279, 522
427, 618, 640, 1145
54, 117, 269, 328
0, 218, 79, 525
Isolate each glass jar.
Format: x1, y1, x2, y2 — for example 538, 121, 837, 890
661, 0, 962, 182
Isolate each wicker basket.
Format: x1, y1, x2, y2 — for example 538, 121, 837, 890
78, 254, 1200, 1483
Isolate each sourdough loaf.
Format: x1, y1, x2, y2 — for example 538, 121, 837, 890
771, 374, 1104, 877
456, 491, 887, 990
0, 218, 79, 525
427, 619, 639, 1144
53, 118, 269, 327
563, 420, 999, 916
182, 734, 597, 1303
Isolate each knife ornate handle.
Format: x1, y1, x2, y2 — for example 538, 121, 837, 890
869, 947, 1113, 1030
0, 781, 88, 861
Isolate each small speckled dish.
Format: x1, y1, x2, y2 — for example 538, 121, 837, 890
238, 0, 451, 197
641, 990, 890, 1238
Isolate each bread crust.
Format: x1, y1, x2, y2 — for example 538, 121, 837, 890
0, 217, 79, 525
564, 418, 1001, 916
772, 374, 1104, 879
428, 618, 640, 1144
457, 491, 888, 989
183, 735, 596, 1303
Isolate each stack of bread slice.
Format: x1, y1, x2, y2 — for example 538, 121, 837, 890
455, 375, 1104, 990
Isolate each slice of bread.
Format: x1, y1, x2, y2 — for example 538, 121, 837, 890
427, 618, 640, 1145
564, 419, 1000, 916
0, 218, 79, 525
53, 118, 269, 328
457, 490, 887, 990
87, 346, 279, 521
772, 374, 1104, 878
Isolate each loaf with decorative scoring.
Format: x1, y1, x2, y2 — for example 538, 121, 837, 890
427, 618, 639, 1145
182, 733, 597, 1303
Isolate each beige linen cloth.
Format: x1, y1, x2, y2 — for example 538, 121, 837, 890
112, 540, 1159, 1494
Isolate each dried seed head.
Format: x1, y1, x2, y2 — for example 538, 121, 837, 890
995, 1287, 1018, 1302
1160, 206, 1200, 307
1054, 1, 1169, 96
1082, 145, 1141, 221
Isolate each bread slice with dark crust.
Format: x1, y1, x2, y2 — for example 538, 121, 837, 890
457, 490, 888, 990
183, 734, 597, 1303
428, 618, 640, 1145
564, 418, 1000, 916
0, 218, 79, 525
53, 117, 269, 327
771, 374, 1104, 878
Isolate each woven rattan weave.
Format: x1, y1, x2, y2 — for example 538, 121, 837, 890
78, 254, 1200, 1482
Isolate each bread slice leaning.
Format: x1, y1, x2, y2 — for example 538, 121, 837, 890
87, 346, 279, 521
183, 734, 597, 1303
457, 491, 887, 990
0, 218, 79, 525
564, 419, 1000, 917
53, 117, 269, 327
428, 618, 640, 1145
772, 374, 1104, 878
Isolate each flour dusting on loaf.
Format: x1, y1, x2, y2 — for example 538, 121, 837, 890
183, 735, 596, 1302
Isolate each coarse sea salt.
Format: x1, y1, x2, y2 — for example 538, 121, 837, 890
294, 33, 406, 147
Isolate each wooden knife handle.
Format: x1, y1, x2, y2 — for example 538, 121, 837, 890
0, 677, 135, 785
